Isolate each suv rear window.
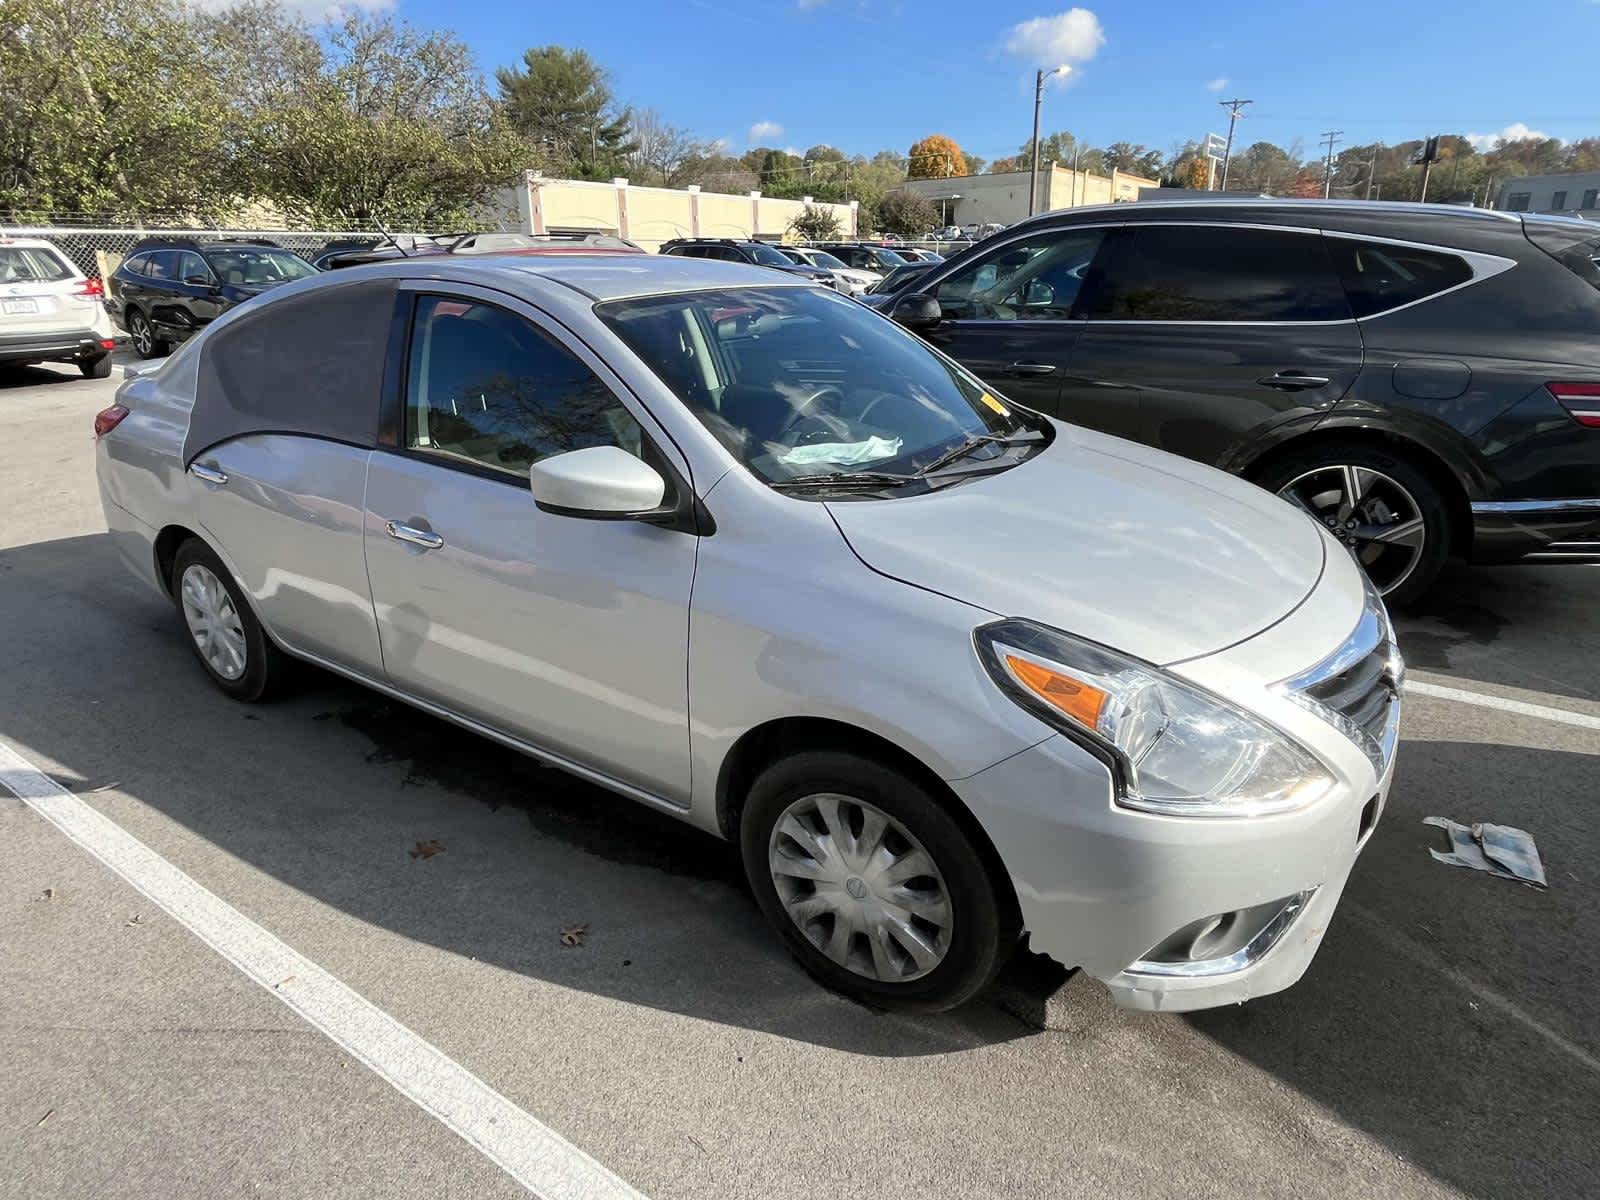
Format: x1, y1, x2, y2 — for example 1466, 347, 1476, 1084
1325, 238, 1475, 317
1525, 222, 1600, 295
1083, 225, 1350, 322
0, 246, 73, 283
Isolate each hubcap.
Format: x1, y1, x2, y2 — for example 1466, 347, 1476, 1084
179, 563, 248, 682
768, 793, 953, 983
131, 314, 150, 355
1278, 464, 1427, 596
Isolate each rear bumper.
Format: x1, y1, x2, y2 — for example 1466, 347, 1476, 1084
0, 327, 115, 363
1470, 498, 1600, 563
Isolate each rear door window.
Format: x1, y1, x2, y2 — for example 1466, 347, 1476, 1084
144, 251, 178, 281
1082, 225, 1350, 322
1325, 237, 1476, 316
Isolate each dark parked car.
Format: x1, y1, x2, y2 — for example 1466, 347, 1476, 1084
107, 237, 319, 357
889, 247, 945, 263
815, 242, 911, 273
658, 239, 832, 285
859, 260, 941, 308
880, 199, 1600, 602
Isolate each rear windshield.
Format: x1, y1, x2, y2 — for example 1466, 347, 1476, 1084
0, 246, 73, 283
1525, 222, 1600, 295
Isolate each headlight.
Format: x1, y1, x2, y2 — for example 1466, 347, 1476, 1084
975, 619, 1335, 817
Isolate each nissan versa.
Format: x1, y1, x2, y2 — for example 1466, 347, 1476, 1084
93, 255, 1402, 1012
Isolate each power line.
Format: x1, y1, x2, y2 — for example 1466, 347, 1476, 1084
1218, 98, 1252, 190
1319, 129, 1342, 198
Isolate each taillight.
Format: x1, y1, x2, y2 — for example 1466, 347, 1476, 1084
75, 277, 104, 298
1548, 382, 1600, 428
93, 404, 130, 438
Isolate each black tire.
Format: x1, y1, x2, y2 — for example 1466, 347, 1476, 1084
1254, 440, 1452, 608
169, 538, 283, 701
80, 353, 113, 379
127, 309, 167, 359
740, 749, 1017, 1013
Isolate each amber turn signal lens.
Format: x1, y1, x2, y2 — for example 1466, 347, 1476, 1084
1004, 654, 1108, 729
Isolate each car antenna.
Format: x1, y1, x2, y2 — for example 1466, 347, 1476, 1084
374, 218, 411, 258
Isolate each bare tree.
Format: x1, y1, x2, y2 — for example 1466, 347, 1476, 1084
627, 108, 705, 186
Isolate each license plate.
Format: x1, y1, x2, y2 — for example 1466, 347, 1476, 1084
2, 298, 39, 314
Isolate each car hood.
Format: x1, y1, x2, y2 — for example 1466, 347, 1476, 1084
824, 424, 1327, 666
835, 268, 881, 283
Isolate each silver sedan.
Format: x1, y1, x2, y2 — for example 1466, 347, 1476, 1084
93, 254, 1400, 1012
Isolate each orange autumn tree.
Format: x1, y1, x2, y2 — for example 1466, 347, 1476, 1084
907, 134, 968, 180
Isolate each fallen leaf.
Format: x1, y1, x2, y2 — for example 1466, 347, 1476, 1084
124, 914, 144, 928
36, 1108, 54, 1128
408, 839, 443, 860
560, 923, 589, 947
34, 888, 55, 902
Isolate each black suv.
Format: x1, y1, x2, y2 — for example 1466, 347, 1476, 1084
881, 200, 1600, 602
107, 237, 319, 357
658, 239, 832, 285
815, 242, 912, 274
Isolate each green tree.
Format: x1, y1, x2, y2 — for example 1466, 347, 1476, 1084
0, 0, 240, 219
788, 204, 841, 240
907, 134, 967, 179
243, 11, 524, 226
1101, 141, 1163, 178
874, 189, 937, 238
496, 46, 635, 180
1016, 131, 1104, 175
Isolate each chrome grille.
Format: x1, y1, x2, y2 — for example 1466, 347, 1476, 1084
1280, 587, 1404, 776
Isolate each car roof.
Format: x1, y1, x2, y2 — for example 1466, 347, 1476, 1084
0, 236, 70, 253
301, 252, 818, 302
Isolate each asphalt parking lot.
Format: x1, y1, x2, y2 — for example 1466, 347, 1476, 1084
2, 359, 1597, 1200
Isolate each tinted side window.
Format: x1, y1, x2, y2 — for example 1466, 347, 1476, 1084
1084, 225, 1349, 322
933, 228, 1106, 321
1325, 237, 1475, 317
144, 251, 178, 281
176, 251, 211, 283
405, 295, 642, 477
121, 253, 147, 277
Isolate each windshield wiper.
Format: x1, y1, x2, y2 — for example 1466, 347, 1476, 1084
913, 429, 1044, 478
769, 470, 914, 493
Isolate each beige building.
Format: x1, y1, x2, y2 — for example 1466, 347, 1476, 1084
492, 171, 858, 251
902, 164, 1158, 229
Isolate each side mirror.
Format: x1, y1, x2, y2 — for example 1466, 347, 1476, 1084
888, 292, 942, 330
530, 446, 668, 521
184, 274, 211, 286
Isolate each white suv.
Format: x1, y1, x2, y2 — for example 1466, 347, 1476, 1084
0, 237, 117, 378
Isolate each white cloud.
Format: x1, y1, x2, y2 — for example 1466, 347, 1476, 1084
1206, 76, 1228, 92
748, 120, 784, 143
1465, 121, 1551, 151
1004, 8, 1105, 68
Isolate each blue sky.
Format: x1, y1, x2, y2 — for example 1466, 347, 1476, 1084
392, 0, 1600, 165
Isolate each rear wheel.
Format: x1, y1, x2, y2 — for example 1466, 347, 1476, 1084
170, 539, 282, 701
741, 750, 1017, 1012
80, 353, 113, 379
127, 309, 167, 358
1256, 441, 1451, 607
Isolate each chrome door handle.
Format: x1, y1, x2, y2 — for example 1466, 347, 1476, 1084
1257, 371, 1331, 391
190, 463, 228, 485
1004, 361, 1058, 376
385, 520, 444, 550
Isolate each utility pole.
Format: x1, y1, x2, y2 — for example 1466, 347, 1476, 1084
1320, 130, 1342, 198
1218, 98, 1252, 190
1365, 142, 1381, 200
1028, 65, 1070, 217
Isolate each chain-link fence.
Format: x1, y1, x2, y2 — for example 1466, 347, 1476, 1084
0, 225, 436, 280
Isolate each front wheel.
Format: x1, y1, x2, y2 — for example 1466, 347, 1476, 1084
741, 750, 1017, 1012
1256, 442, 1452, 607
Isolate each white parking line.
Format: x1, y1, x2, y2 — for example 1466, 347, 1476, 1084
1406, 680, 1600, 732
0, 740, 648, 1200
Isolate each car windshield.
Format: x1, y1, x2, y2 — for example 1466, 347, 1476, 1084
869, 248, 908, 267
203, 248, 318, 285
747, 244, 795, 267
804, 250, 848, 269
598, 286, 1046, 491
0, 246, 72, 283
